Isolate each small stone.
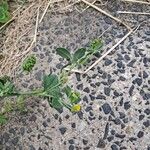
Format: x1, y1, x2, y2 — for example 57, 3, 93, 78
137, 131, 144, 138
115, 133, 126, 138
143, 71, 148, 78
114, 118, 122, 125
85, 106, 92, 112
77, 111, 83, 119
3, 132, 10, 143
69, 145, 74, 150
129, 85, 134, 96
29, 145, 36, 150
144, 108, 150, 115
83, 87, 90, 93
42, 121, 48, 127
97, 139, 105, 148
105, 59, 112, 66
104, 87, 111, 96
119, 76, 126, 81
111, 144, 119, 150
143, 120, 150, 128
11, 137, 19, 146
59, 127, 67, 135
118, 112, 125, 119
20, 127, 25, 136
83, 139, 88, 145
101, 103, 112, 114
68, 139, 74, 144
139, 114, 145, 120
127, 59, 136, 67
107, 136, 114, 142
133, 78, 142, 86
9, 128, 16, 135
29, 114, 37, 122
34, 71, 43, 81
47, 118, 51, 122
96, 94, 106, 100
75, 73, 81, 81
71, 123, 76, 128
124, 101, 131, 110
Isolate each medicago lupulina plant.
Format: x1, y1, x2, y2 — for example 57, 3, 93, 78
0, 39, 103, 125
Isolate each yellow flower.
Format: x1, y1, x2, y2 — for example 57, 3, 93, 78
71, 104, 81, 112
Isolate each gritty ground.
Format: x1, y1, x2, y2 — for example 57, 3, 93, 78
0, 0, 150, 150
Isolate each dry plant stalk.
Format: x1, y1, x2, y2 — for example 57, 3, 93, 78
117, 11, 150, 15
121, 0, 150, 5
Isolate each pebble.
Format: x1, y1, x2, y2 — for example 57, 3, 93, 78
101, 103, 112, 114
59, 127, 67, 135
137, 131, 144, 138
97, 139, 105, 148
111, 144, 119, 150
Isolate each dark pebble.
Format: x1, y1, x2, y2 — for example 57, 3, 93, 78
119, 76, 126, 81
143, 71, 148, 79
137, 131, 144, 138
111, 144, 119, 150
68, 139, 74, 144
96, 94, 106, 100
83, 87, 90, 93
104, 87, 111, 96
139, 114, 145, 120
20, 127, 25, 136
103, 123, 109, 139
115, 133, 126, 139
97, 139, 105, 148
85, 106, 92, 112
127, 59, 136, 67
42, 121, 48, 127
124, 101, 131, 110
71, 123, 76, 128
129, 137, 137, 142
59, 127, 67, 135
133, 78, 142, 86
118, 112, 126, 119
69, 145, 74, 150
9, 128, 16, 135
11, 137, 19, 146
29, 114, 37, 122
83, 139, 88, 145
101, 103, 112, 114
129, 85, 134, 96
75, 73, 81, 81
111, 129, 116, 135
113, 118, 122, 125
143, 120, 150, 128
113, 91, 120, 97
3, 132, 10, 143
34, 71, 43, 81
107, 136, 114, 142
105, 59, 112, 66
144, 108, 150, 115
29, 145, 36, 150
77, 111, 83, 119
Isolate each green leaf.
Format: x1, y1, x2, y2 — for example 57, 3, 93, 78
51, 97, 62, 109
0, 3, 10, 23
69, 91, 80, 104
63, 85, 72, 97
73, 48, 86, 63
56, 48, 72, 61
43, 74, 59, 91
0, 80, 15, 97
0, 114, 8, 125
